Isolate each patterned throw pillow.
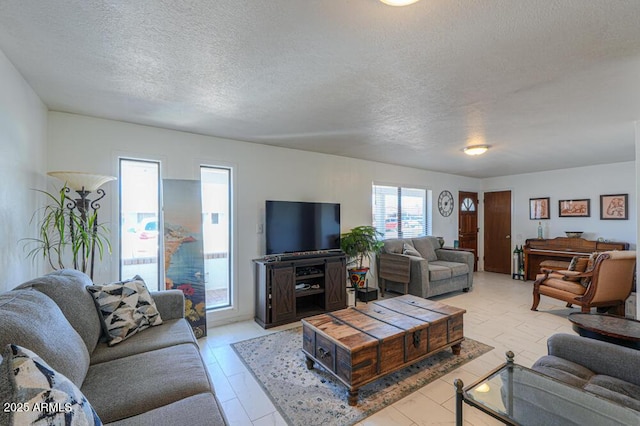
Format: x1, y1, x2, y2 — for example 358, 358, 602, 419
87, 276, 163, 346
580, 252, 600, 287
403, 243, 422, 257
565, 256, 589, 282
0, 344, 101, 426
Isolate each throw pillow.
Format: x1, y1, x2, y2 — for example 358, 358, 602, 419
565, 256, 589, 282
87, 276, 163, 346
0, 344, 101, 426
580, 252, 600, 287
403, 243, 422, 257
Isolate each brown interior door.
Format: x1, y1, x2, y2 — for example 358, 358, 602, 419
484, 190, 512, 274
458, 191, 478, 271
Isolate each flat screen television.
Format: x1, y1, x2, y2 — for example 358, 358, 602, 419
265, 200, 341, 255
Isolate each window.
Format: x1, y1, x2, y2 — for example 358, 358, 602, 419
461, 197, 476, 212
119, 159, 161, 290
372, 185, 431, 239
201, 166, 232, 310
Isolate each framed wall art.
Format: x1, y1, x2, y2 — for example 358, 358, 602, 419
559, 199, 590, 217
529, 197, 550, 220
600, 193, 628, 220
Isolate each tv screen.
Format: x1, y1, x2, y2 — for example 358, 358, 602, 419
265, 201, 341, 254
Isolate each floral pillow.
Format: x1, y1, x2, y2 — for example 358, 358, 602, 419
564, 256, 589, 282
0, 344, 102, 426
87, 276, 163, 346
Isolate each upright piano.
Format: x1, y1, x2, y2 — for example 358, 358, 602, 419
523, 237, 628, 280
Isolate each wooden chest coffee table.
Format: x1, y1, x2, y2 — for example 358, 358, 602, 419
301, 294, 466, 405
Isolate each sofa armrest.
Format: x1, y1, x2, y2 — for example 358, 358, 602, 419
151, 290, 185, 321
547, 333, 640, 387
379, 253, 412, 283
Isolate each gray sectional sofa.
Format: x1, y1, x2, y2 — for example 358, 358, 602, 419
532, 333, 640, 412
0, 269, 226, 425
377, 236, 474, 298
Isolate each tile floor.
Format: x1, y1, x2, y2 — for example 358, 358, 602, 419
197, 272, 578, 425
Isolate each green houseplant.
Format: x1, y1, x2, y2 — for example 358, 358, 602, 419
340, 225, 384, 288
22, 185, 111, 279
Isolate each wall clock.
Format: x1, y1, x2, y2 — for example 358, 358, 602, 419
438, 190, 454, 217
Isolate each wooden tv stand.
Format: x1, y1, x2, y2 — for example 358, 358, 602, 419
253, 253, 347, 328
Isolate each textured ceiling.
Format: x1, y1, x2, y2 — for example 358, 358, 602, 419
1, 0, 639, 178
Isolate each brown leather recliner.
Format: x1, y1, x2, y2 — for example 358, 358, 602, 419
531, 250, 636, 315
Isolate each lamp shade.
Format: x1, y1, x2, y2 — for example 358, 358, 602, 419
48, 171, 116, 192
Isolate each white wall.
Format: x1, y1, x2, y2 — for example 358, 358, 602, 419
47, 112, 480, 325
481, 162, 637, 270
0, 50, 48, 291
636, 121, 639, 317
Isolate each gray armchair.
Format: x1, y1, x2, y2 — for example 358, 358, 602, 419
377, 236, 473, 298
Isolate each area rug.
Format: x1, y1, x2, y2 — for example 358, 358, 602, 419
232, 327, 493, 425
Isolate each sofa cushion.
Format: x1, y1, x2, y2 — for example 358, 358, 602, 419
584, 376, 640, 412
15, 269, 102, 354
105, 393, 226, 426
428, 264, 452, 281
539, 276, 587, 295
0, 289, 90, 387
90, 319, 196, 365
81, 344, 213, 424
429, 260, 469, 277
531, 355, 593, 388
412, 238, 437, 261
87, 276, 163, 346
0, 344, 101, 426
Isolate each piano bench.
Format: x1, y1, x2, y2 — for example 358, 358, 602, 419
539, 260, 571, 272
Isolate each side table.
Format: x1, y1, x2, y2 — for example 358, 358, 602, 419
568, 313, 640, 350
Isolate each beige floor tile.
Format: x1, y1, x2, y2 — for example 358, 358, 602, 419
417, 378, 457, 405
206, 362, 237, 403
221, 398, 253, 426
394, 391, 457, 425
211, 344, 249, 376
228, 370, 277, 421
252, 411, 288, 426
357, 405, 415, 426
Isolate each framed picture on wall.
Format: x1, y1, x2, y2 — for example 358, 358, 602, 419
559, 199, 590, 217
529, 197, 550, 220
600, 194, 628, 220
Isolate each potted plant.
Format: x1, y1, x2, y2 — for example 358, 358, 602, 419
22, 186, 111, 279
340, 225, 384, 288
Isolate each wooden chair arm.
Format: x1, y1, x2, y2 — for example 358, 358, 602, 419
556, 270, 593, 281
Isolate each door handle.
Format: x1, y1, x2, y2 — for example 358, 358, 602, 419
506, 235, 511, 239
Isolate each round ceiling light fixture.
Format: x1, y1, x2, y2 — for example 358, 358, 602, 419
380, 0, 421, 6
463, 145, 490, 156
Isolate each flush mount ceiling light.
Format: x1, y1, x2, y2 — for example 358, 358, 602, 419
380, 0, 421, 6
463, 145, 490, 156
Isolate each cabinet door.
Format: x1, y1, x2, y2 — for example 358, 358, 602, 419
325, 258, 346, 311
270, 265, 296, 323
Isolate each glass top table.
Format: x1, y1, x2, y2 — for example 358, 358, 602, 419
454, 352, 639, 426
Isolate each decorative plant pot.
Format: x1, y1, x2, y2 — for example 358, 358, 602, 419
349, 268, 369, 288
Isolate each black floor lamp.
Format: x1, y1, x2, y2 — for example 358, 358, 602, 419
48, 171, 116, 279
